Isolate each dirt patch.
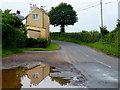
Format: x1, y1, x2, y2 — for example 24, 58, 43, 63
2, 50, 73, 69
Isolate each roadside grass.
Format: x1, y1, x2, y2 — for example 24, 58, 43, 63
51, 38, 119, 57
22, 42, 60, 51
2, 42, 60, 57
80, 42, 119, 57
2, 47, 23, 57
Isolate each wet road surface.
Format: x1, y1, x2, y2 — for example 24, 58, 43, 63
2, 40, 119, 88
52, 40, 119, 88
2, 65, 86, 88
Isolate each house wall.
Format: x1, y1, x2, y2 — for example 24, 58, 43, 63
27, 26, 46, 39
27, 30, 40, 39
43, 14, 50, 40
26, 8, 50, 40
26, 8, 43, 28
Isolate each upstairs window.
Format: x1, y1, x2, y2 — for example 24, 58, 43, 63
32, 14, 39, 20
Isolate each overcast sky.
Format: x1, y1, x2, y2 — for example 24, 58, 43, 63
0, 0, 119, 32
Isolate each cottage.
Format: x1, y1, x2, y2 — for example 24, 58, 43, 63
27, 65, 50, 86
23, 4, 50, 40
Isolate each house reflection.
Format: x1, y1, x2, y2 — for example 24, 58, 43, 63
2, 65, 50, 88
2, 69, 26, 89
27, 65, 50, 86
2, 65, 70, 88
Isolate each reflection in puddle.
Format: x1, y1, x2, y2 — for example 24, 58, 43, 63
2, 65, 85, 88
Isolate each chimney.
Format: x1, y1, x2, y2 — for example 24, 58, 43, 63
30, 4, 37, 12
16, 10, 20, 14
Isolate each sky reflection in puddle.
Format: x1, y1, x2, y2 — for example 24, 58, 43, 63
2, 65, 85, 88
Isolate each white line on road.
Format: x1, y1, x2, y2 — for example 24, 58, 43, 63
94, 59, 112, 68
85, 54, 89, 57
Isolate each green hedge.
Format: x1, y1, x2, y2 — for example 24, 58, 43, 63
36, 38, 48, 48
51, 31, 100, 43
100, 27, 120, 50
26, 38, 49, 48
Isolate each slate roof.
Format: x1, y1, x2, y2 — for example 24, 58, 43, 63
16, 14, 24, 20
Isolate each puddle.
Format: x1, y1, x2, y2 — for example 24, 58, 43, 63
2, 65, 86, 88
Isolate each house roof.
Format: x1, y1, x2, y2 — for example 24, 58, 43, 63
16, 14, 24, 20
24, 7, 48, 19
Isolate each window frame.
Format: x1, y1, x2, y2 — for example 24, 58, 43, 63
32, 14, 39, 20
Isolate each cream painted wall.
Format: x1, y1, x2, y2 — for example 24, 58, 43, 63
26, 8, 43, 28
26, 8, 50, 39
27, 30, 40, 39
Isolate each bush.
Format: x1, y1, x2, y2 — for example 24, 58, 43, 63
15, 30, 27, 48
50, 31, 100, 43
2, 9, 27, 48
26, 38, 49, 48
100, 26, 120, 49
100, 26, 109, 37
37, 38, 48, 48
26, 38, 38, 47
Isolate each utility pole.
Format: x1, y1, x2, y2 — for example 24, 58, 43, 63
100, 0, 104, 27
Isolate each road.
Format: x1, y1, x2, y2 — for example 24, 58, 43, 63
2, 40, 119, 88
52, 40, 119, 88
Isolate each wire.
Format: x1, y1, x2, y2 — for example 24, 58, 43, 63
77, 4, 100, 12
77, 0, 119, 13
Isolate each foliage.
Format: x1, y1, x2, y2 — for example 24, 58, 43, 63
51, 30, 100, 43
2, 42, 60, 57
116, 19, 120, 27
26, 38, 49, 48
48, 2, 78, 32
100, 22, 120, 53
81, 42, 119, 57
100, 26, 109, 37
23, 42, 60, 51
2, 47, 23, 57
50, 23, 119, 57
36, 38, 48, 48
26, 38, 38, 47
2, 9, 27, 48
15, 30, 27, 48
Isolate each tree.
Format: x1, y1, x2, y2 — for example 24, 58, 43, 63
100, 26, 109, 37
48, 2, 78, 32
116, 19, 120, 27
2, 9, 27, 48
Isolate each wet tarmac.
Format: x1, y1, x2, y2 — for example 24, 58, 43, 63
2, 64, 87, 88
2, 40, 119, 88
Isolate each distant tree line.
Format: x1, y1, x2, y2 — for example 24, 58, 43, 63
51, 31, 100, 43
51, 20, 120, 52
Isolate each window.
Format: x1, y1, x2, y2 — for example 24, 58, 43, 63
32, 14, 39, 20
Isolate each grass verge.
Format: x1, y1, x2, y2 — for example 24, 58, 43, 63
52, 39, 119, 57
80, 42, 119, 57
2, 42, 60, 57
22, 42, 60, 51
2, 47, 23, 57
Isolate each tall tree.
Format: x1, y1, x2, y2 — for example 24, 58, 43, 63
2, 9, 27, 48
48, 2, 78, 32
